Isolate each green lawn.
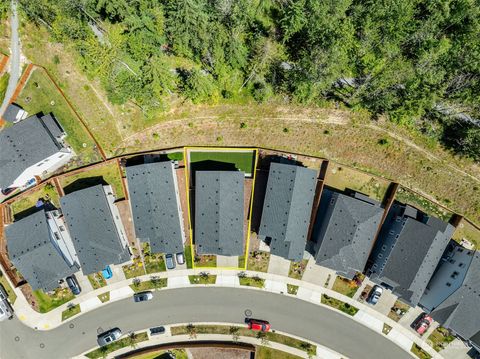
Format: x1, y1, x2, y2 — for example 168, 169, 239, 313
123, 262, 146, 279
188, 274, 217, 284
167, 152, 184, 161
129, 278, 167, 292
170, 325, 315, 355
411, 343, 432, 359
97, 292, 110, 303
33, 288, 74, 313
60, 162, 124, 199
85, 332, 149, 359
61, 304, 81, 321
287, 284, 299, 295
15, 68, 100, 164
189, 150, 255, 175
88, 273, 107, 290
10, 183, 60, 217
184, 245, 193, 269
0, 72, 9, 104
194, 254, 217, 268
427, 327, 455, 352
288, 260, 308, 280
142, 243, 166, 274
238, 255, 246, 269
0, 272, 17, 304
130, 349, 188, 359
247, 251, 270, 272
321, 294, 359, 316
331, 276, 360, 298
239, 275, 265, 288
256, 346, 301, 359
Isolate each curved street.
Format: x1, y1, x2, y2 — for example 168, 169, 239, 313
0, 287, 411, 359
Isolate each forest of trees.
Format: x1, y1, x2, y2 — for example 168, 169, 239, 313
14, 0, 480, 160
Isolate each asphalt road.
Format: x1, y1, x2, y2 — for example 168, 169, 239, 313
0, 288, 411, 359
0, 0, 20, 116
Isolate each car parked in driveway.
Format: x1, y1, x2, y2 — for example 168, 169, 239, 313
102, 265, 113, 279
247, 319, 271, 332
413, 313, 433, 335
133, 291, 153, 302
165, 254, 176, 270
366, 285, 383, 305
176, 252, 185, 265
66, 275, 81, 295
97, 328, 122, 347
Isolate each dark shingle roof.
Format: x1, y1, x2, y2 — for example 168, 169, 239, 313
313, 190, 383, 279
40, 114, 64, 140
60, 185, 130, 275
430, 252, 480, 347
195, 171, 244, 256
0, 115, 63, 189
370, 205, 454, 306
5, 211, 78, 292
126, 162, 184, 254
2, 103, 22, 123
259, 162, 317, 261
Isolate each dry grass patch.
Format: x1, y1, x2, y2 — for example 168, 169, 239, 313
452, 218, 479, 249
247, 251, 270, 272
10, 183, 59, 217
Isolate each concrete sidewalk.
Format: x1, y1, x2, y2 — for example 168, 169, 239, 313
11, 267, 443, 358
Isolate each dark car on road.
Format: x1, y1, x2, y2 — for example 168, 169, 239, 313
133, 291, 153, 302
149, 326, 166, 336
97, 328, 122, 347
66, 275, 81, 295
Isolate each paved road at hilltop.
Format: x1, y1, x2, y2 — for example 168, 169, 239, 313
0, 287, 411, 359
0, 0, 20, 116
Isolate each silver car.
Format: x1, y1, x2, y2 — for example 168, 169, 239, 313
367, 285, 383, 305
97, 328, 122, 347
0, 284, 13, 321
133, 291, 153, 302
176, 252, 185, 265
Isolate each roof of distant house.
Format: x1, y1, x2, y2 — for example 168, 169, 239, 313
259, 162, 317, 261
0, 114, 64, 189
313, 189, 383, 279
195, 171, 244, 256
60, 185, 130, 275
430, 251, 480, 348
5, 210, 78, 292
126, 162, 184, 254
371, 204, 454, 306
2, 103, 23, 123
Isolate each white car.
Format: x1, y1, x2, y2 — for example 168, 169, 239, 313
367, 285, 383, 305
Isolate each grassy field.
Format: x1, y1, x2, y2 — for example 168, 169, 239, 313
170, 325, 315, 355
325, 162, 390, 202
61, 304, 80, 321
0, 272, 17, 304
0, 72, 9, 104
188, 274, 217, 284
10, 183, 60, 217
129, 278, 167, 292
33, 288, 74, 313
15, 68, 100, 164
60, 162, 124, 199
321, 294, 359, 316
189, 150, 255, 175
452, 218, 480, 249
85, 331, 149, 359
395, 186, 453, 222
256, 347, 301, 359
331, 276, 360, 298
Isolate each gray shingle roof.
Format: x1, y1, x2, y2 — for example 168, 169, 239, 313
370, 204, 454, 306
5, 211, 78, 292
430, 252, 480, 347
40, 114, 64, 140
60, 185, 130, 275
195, 171, 244, 256
0, 115, 63, 189
313, 189, 383, 279
259, 162, 317, 261
2, 103, 22, 123
126, 162, 184, 254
